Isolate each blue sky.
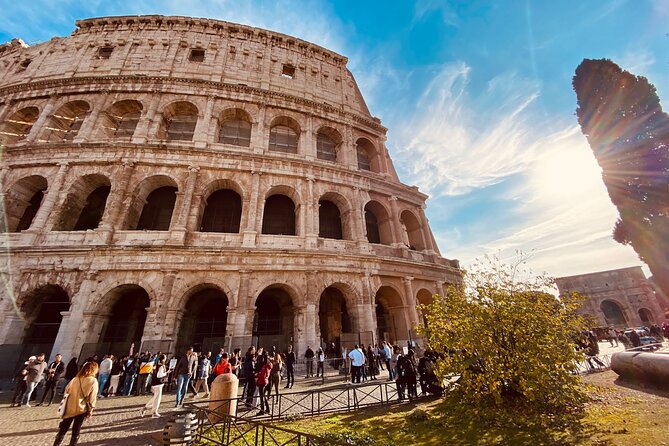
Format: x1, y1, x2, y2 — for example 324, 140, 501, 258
2, 0, 666, 278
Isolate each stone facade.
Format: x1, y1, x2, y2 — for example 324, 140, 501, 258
555, 266, 666, 328
0, 16, 461, 370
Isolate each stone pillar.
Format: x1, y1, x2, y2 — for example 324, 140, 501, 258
403, 276, 420, 331
132, 92, 161, 144
241, 172, 261, 247
145, 271, 177, 343
305, 176, 316, 247
251, 105, 266, 154
293, 305, 308, 357
232, 271, 251, 337
194, 96, 214, 147
344, 125, 356, 169
418, 205, 436, 254
26, 95, 57, 142
303, 114, 315, 159
23, 162, 69, 243
225, 306, 237, 339
352, 187, 369, 245
74, 91, 110, 143
170, 166, 199, 243
98, 161, 135, 243
436, 280, 445, 298
388, 196, 404, 247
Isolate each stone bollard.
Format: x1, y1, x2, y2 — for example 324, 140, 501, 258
208, 372, 239, 423
610, 351, 669, 386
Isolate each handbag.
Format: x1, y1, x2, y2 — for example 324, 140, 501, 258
56, 392, 69, 417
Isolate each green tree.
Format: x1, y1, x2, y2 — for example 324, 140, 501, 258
573, 59, 669, 302
418, 256, 588, 411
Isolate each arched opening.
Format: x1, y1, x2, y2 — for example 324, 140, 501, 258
200, 189, 242, 233
102, 286, 150, 345
177, 287, 229, 353
364, 201, 392, 245
416, 289, 435, 327
253, 287, 294, 349
53, 174, 111, 231
356, 138, 379, 172
316, 127, 341, 162
268, 116, 300, 154
136, 187, 177, 230
318, 200, 343, 239
375, 286, 408, 343
0, 106, 39, 145
5, 175, 48, 232
159, 101, 198, 141
262, 194, 296, 235
41, 101, 90, 142
638, 308, 654, 325
400, 210, 425, 251
100, 100, 143, 139
318, 287, 352, 351
219, 108, 252, 147
600, 300, 628, 327
21, 285, 70, 346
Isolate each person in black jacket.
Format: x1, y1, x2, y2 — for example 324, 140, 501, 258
37, 354, 66, 406
243, 346, 257, 406
284, 345, 296, 389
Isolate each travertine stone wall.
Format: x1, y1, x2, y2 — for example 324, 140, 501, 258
0, 16, 462, 362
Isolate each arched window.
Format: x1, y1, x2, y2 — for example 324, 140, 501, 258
200, 189, 242, 233
101, 100, 143, 139
42, 101, 90, 142
364, 201, 392, 245
0, 106, 39, 145
400, 210, 425, 251
262, 195, 296, 235
136, 186, 177, 230
269, 125, 298, 153
316, 127, 341, 162
23, 285, 70, 344
356, 138, 378, 172
16, 189, 45, 232
6, 175, 48, 232
53, 175, 111, 231
73, 186, 111, 230
160, 102, 198, 141
365, 209, 381, 244
219, 119, 251, 146
319, 200, 343, 239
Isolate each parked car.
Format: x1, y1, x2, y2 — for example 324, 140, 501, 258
623, 328, 660, 350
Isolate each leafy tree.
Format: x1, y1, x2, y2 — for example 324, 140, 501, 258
417, 256, 588, 411
573, 59, 669, 302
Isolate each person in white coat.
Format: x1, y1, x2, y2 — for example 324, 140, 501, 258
141, 354, 167, 418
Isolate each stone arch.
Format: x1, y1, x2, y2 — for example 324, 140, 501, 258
87, 275, 160, 314
364, 200, 393, 245
638, 307, 654, 325
0, 106, 39, 145
4, 175, 48, 232
261, 185, 301, 236
268, 115, 300, 154
17, 284, 70, 345
374, 284, 408, 343
157, 101, 199, 141
251, 283, 299, 349
317, 281, 359, 350
416, 288, 435, 325
124, 175, 179, 230
99, 99, 143, 139
400, 209, 426, 251
318, 195, 345, 240
41, 100, 90, 142
98, 285, 151, 345
176, 284, 230, 353
356, 137, 381, 173
53, 174, 111, 231
315, 125, 342, 162
600, 299, 628, 327
218, 107, 252, 147
198, 179, 244, 233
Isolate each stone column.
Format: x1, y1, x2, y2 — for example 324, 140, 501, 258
403, 276, 420, 331
352, 187, 369, 246
26, 95, 57, 142
194, 96, 214, 147
417, 205, 436, 254
388, 196, 404, 247
132, 92, 161, 144
170, 166, 199, 243
241, 172, 261, 247
251, 105, 266, 154
98, 161, 135, 243
293, 305, 307, 357
305, 176, 317, 247
378, 137, 391, 176
436, 280, 445, 297
232, 271, 251, 337
23, 162, 69, 243
344, 125, 357, 169
303, 113, 315, 159
225, 306, 237, 339
74, 91, 110, 143
145, 271, 177, 343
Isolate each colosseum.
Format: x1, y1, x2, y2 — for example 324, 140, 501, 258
0, 15, 462, 374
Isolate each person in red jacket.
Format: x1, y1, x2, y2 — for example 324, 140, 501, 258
255, 353, 272, 415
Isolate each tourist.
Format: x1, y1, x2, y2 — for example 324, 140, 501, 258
304, 345, 315, 378
284, 345, 296, 389
141, 354, 167, 418
607, 326, 618, 347
124, 356, 139, 396
393, 346, 407, 401
135, 352, 153, 396
629, 329, 641, 348
586, 331, 606, 370
315, 347, 325, 378
174, 347, 197, 408
383, 342, 393, 379
404, 349, 418, 399
37, 353, 65, 406
11, 356, 31, 407
375, 344, 385, 371
193, 352, 211, 399
53, 360, 98, 446
22, 353, 47, 407
389, 345, 400, 382
366, 345, 378, 380
268, 352, 283, 398
348, 344, 365, 384
107, 356, 124, 397
97, 354, 113, 397
243, 346, 257, 406
229, 348, 242, 377
213, 352, 231, 375
255, 353, 272, 416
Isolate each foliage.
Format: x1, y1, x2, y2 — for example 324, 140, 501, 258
417, 254, 588, 411
313, 429, 375, 445
573, 58, 669, 300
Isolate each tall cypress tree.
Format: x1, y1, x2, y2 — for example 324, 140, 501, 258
573, 59, 669, 303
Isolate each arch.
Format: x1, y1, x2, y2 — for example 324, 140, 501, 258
253, 285, 296, 349
318, 286, 353, 350
600, 300, 628, 327
638, 308, 654, 325
124, 175, 179, 230
356, 137, 380, 173
53, 174, 111, 231
319, 192, 352, 240
0, 106, 39, 145
99, 285, 150, 347
416, 288, 435, 326
364, 200, 393, 245
176, 286, 229, 353
199, 188, 242, 233
400, 209, 426, 251
218, 108, 252, 147
316, 126, 342, 162
158, 101, 198, 141
262, 194, 296, 236
100, 99, 143, 139
19, 284, 70, 345
268, 116, 300, 154
318, 199, 343, 240
375, 285, 408, 343
5, 175, 48, 232
41, 100, 90, 142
